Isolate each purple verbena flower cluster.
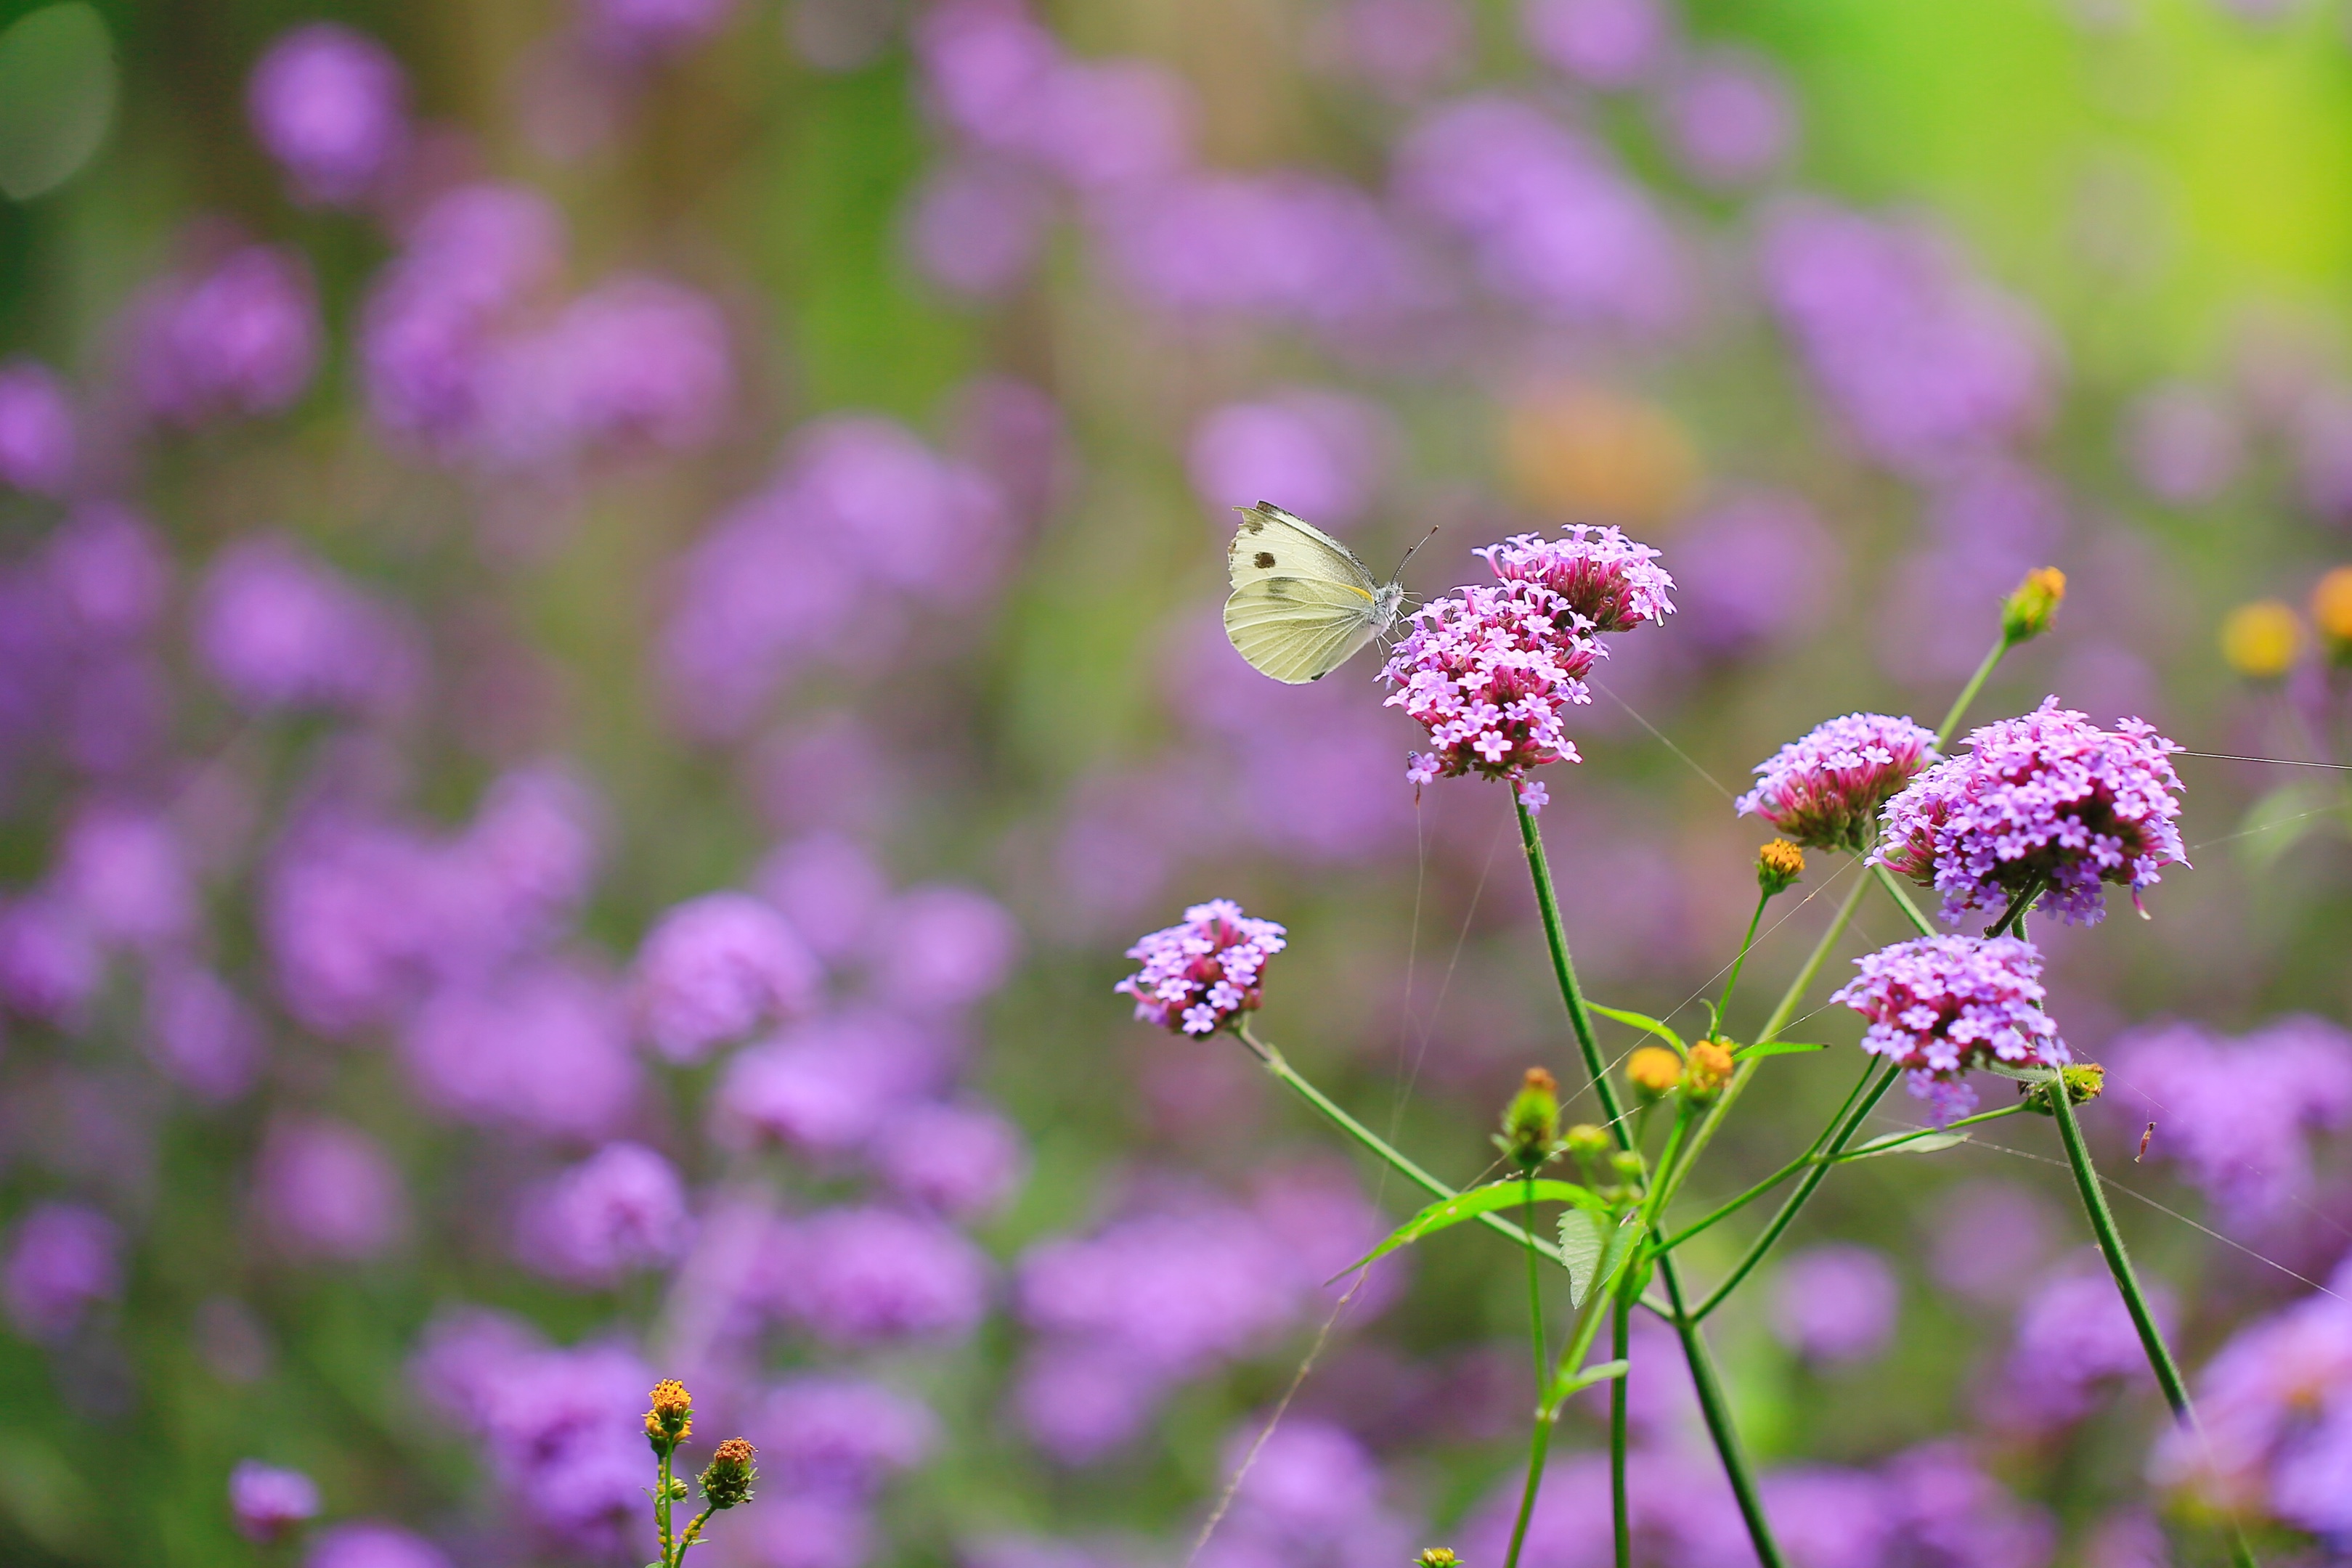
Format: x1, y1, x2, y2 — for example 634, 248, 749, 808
1994, 1256, 2174, 1430
1381, 581, 1597, 799
1736, 711, 1942, 852
1474, 523, 1677, 633
246, 23, 410, 206
0, 358, 76, 495
1876, 698, 2187, 926
1830, 934, 2067, 1124
1114, 898, 1287, 1036
229, 1460, 321, 1543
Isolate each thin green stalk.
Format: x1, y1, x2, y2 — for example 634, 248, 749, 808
1714, 888, 1772, 1024
1505, 1258, 1627, 1568
1499, 1398, 1559, 1568
1659, 1262, 1788, 1568
1610, 1289, 1632, 1568
1937, 633, 2009, 746
1661, 1058, 1876, 1251
1693, 1064, 1900, 1320
1524, 1175, 1547, 1389
656, 1446, 675, 1564
1516, 798, 1630, 1144
1240, 1025, 1568, 1267
1985, 878, 2042, 939
1870, 862, 1938, 936
1826, 1101, 2029, 1161
2046, 1074, 2261, 1568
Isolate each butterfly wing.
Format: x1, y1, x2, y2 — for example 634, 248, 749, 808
1227, 503, 1382, 596
1223, 574, 1389, 685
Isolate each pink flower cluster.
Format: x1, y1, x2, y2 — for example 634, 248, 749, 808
1736, 711, 1941, 852
1830, 934, 2067, 1124
1115, 899, 1286, 1036
1876, 698, 2187, 926
1382, 580, 1598, 800
1474, 523, 1677, 633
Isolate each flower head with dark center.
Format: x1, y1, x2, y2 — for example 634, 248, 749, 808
1875, 698, 2186, 926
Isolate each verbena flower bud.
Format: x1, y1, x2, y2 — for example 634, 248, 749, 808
2001, 565, 2066, 645
1682, 1040, 1734, 1099
2311, 566, 2352, 664
1417, 1551, 1462, 1568
1625, 1045, 1682, 1100
1563, 1123, 1610, 1164
2021, 1062, 2104, 1114
2218, 600, 2300, 681
1608, 1148, 1646, 1185
1756, 839, 1804, 897
1498, 1067, 1561, 1169
645, 1379, 693, 1450
699, 1437, 757, 1510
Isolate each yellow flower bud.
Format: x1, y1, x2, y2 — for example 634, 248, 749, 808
2219, 600, 2301, 681
1755, 839, 1804, 897
1625, 1046, 1683, 1099
1683, 1040, 1735, 1100
2001, 566, 2067, 645
2311, 567, 2352, 662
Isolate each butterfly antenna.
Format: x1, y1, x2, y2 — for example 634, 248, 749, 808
1391, 524, 1440, 580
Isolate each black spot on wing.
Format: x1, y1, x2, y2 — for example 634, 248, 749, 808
1253, 551, 1277, 569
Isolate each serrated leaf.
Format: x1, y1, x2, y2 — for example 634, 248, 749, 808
1734, 1040, 1826, 1061
1588, 1003, 1685, 1053
1558, 1209, 1639, 1309
1848, 1129, 1969, 1159
1327, 1180, 1603, 1282
1550, 1357, 1631, 1403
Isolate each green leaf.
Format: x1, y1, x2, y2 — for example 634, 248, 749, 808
1588, 1003, 1685, 1053
1558, 1209, 1640, 1309
1847, 1129, 1969, 1159
1550, 1357, 1632, 1403
1327, 1180, 1603, 1281
1733, 1040, 1826, 1061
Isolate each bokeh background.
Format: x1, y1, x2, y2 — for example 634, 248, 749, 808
2, 0, 2351, 1564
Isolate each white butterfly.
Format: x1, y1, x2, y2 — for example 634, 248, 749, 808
1222, 502, 1407, 685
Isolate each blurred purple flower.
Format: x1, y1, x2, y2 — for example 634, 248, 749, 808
248, 24, 410, 206
1460, 1449, 1744, 1568
131, 245, 321, 425
1735, 711, 1940, 853
1925, 1181, 2054, 1304
1188, 391, 1391, 529
515, 1142, 691, 1287
914, 2, 1062, 150
48, 504, 171, 645
304, 1523, 453, 1568
1762, 201, 2054, 479
1670, 491, 1836, 656
0, 358, 76, 495
1, 1201, 121, 1341
1012, 1337, 1168, 1463
1397, 97, 1685, 332
753, 1375, 938, 1498
56, 801, 194, 950
144, 962, 266, 1104
1770, 1244, 1899, 1364
2151, 1259, 2352, 1540
948, 373, 1072, 527
768, 1206, 992, 1346
1998, 1255, 2172, 1427
870, 883, 1020, 1013
403, 960, 642, 1139
0, 894, 102, 1030
1831, 935, 2066, 1124
194, 536, 425, 717
1661, 49, 1795, 187
1521, 0, 1672, 88
1877, 698, 2187, 927
872, 1101, 1028, 1218
2104, 1016, 2352, 1225
906, 158, 1056, 298
255, 1116, 409, 1262
1762, 1467, 1894, 1568
2293, 384, 2352, 526
2121, 383, 2241, 505
739, 1493, 873, 1568
1200, 1417, 1412, 1568
754, 832, 892, 965
632, 891, 821, 1063
474, 275, 734, 469
715, 1009, 947, 1158
582, 0, 737, 60
230, 1460, 322, 1543
1310, 0, 1469, 102
1879, 1441, 2056, 1568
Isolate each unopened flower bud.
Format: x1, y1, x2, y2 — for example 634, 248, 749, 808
1417, 1551, 1462, 1568
2312, 566, 2352, 664
2001, 566, 2066, 645
1682, 1040, 1735, 1100
2219, 600, 2301, 682
2022, 1062, 2105, 1115
1608, 1148, 1645, 1183
1497, 1067, 1562, 1169
1563, 1123, 1610, 1164
1625, 1046, 1682, 1100
1755, 839, 1804, 898
645, 1379, 693, 1450
699, 1437, 757, 1511
668, 1477, 690, 1500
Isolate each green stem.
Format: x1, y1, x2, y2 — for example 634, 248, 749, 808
1870, 862, 1939, 937
1499, 1401, 1558, 1568
1524, 1175, 1547, 1390
1826, 1101, 2029, 1160
673, 1505, 718, 1567
2046, 1074, 2261, 1568
1240, 1026, 1569, 1267
1693, 1065, 1900, 1320
1937, 633, 2009, 746
1714, 889, 1772, 1026
1659, 1262, 1788, 1568
1610, 1289, 1632, 1568
1985, 878, 2042, 940
1516, 798, 1631, 1145
656, 1445, 675, 1565
1505, 1260, 1627, 1568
